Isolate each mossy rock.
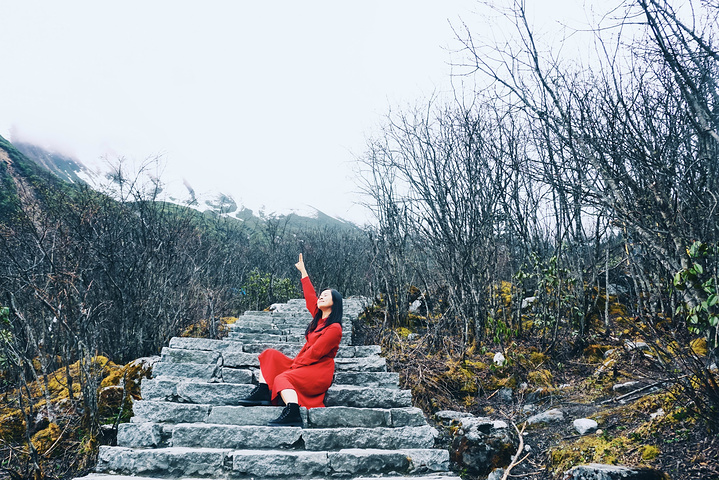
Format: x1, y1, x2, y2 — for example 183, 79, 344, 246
100, 358, 153, 399
527, 369, 553, 387
0, 410, 26, 442
31, 422, 62, 456
549, 434, 632, 473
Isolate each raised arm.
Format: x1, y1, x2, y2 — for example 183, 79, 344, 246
295, 254, 318, 317
295, 253, 308, 279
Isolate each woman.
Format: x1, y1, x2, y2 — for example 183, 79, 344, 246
238, 253, 343, 427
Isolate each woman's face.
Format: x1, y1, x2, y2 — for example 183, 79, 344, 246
317, 289, 334, 310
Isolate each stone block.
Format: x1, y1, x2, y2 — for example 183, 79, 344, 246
160, 347, 220, 364
168, 337, 244, 353
303, 426, 437, 450
328, 448, 409, 475
151, 362, 216, 380
176, 381, 253, 405
242, 344, 301, 356
131, 401, 210, 424
96, 446, 230, 477
171, 424, 302, 449
207, 405, 307, 425
564, 463, 670, 479
325, 386, 412, 408
335, 356, 387, 372
307, 406, 391, 428
220, 368, 253, 384
117, 423, 164, 448
140, 379, 178, 401
220, 352, 260, 368
231, 450, 329, 477
391, 407, 428, 427
333, 371, 399, 388
403, 448, 451, 473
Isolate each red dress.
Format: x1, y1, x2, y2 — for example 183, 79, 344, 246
258, 276, 342, 408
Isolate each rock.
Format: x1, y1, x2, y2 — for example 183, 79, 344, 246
434, 410, 517, 477
606, 284, 628, 296
527, 408, 564, 425
573, 418, 598, 435
522, 404, 537, 413
409, 299, 422, 313
487, 468, 505, 480
498, 387, 513, 403
624, 340, 648, 351
612, 381, 640, 393
563, 463, 670, 479
493, 352, 506, 366
435, 410, 471, 422
521, 296, 538, 309
650, 408, 664, 420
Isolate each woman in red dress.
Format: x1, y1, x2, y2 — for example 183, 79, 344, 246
238, 254, 343, 427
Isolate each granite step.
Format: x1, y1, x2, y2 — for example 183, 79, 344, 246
118, 422, 438, 450
78, 474, 461, 480
131, 401, 427, 428
141, 379, 412, 407
96, 446, 450, 478
167, 337, 381, 358
159, 346, 387, 371
226, 330, 354, 343
74, 299, 458, 480
152, 361, 397, 386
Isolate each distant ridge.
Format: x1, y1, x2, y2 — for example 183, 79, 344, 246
9, 139, 360, 232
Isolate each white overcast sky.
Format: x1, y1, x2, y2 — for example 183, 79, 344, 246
0, 1, 593, 224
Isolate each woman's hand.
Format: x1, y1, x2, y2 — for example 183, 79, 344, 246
295, 253, 308, 278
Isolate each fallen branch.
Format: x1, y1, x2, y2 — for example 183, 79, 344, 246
501, 421, 530, 480
600, 377, 678, 405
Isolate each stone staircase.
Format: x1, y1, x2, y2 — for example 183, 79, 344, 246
75, 298, 460, 480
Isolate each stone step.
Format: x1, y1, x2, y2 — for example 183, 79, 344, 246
167, 337, 381, 358
151, 361, 397, 386
118, 422, 437, 450
226, 331, 354, 345
226, 332, 305, 343
159, 347, 386, 370
96, 446, 450, 478
141, 379, 411, 407
77, 474, 461, 480
131, 401, 427, 428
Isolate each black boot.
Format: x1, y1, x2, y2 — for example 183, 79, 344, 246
238, 383, 271, 406
267, 402, 303, 427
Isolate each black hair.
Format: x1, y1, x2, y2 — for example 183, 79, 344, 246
305, 288, 343, 337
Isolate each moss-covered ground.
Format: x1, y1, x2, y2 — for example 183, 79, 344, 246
361, 303, 719, 480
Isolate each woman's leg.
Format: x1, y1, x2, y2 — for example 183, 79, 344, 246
268, 389, 302, 427
279, 389, 298, 405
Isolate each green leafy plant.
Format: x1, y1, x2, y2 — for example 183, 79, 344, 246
673, 241, 718, 339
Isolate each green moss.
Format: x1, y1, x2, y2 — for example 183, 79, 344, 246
528, 369, 553, 387
529, 351, 549, 367
641, 445, 660, 460
0, 410, 26, 442
583, 344, 613, 363
549, 434, 632, 473
31, 422, 62, 457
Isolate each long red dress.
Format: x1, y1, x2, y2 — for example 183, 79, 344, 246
258, 276, 342, 408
